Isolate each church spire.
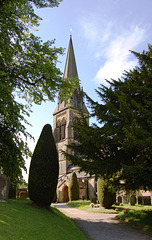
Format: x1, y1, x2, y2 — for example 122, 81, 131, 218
63, 35, 78, 79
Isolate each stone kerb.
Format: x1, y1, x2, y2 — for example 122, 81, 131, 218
0, 173, 10, 203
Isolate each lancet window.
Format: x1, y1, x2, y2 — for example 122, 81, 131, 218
61, 118, 66, 140
56, 118, 66, 141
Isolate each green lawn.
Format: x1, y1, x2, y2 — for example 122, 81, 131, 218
67, 200, 117, 213
67, 200, 152, 234
67, 200, 91, 209
0, 199, 87, 240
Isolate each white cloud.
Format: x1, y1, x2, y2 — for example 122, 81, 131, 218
81, 19, 113, 48
82, 20, 99, 43
81, 18, 145, 85
94, 26, 145, 84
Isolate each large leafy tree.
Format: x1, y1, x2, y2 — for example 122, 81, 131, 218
0, 0, 77, 188
65, 45, 152, 191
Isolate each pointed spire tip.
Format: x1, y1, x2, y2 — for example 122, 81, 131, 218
70, 28, 72, 38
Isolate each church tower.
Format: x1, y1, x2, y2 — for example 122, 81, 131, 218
53, 35, 89, 178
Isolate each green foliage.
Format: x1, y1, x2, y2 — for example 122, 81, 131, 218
0, 81, 31, 188
97, 178, 116, 209
68, 172, 79, 201
65, 45, 152, 191
28, 124, 59, 206
0, 0, 78, 188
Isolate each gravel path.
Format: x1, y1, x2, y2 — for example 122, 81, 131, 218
53, 203, 152, 240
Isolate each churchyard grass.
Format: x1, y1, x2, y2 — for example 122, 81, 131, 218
116, 207, 152, 233
67, 200, 91, 209
67, 200, 117, 213
67, 200, 152, 233
0, 199, 87, 240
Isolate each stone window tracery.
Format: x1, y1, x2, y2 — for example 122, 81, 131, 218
56, 120, 61, 141
56, 118, 66, 141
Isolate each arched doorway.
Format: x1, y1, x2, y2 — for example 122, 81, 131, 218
62, 185, 69, 202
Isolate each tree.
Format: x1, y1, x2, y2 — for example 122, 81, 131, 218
68, 172, 79, 201
65, 45, 152, 191
0, 0, 78, 188
28, 124, 59, 207
97, 178, 116, 209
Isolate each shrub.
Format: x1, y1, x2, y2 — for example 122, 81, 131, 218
97, 178, 116, 209
28, 124, 59, 207
68, 172, 79, 201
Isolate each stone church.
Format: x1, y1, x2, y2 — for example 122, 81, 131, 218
52, 35, 152, 205
53, 36, 96, 202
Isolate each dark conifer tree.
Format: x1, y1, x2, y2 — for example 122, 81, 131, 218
28, 124, 59, 207
65, 45, 152, 191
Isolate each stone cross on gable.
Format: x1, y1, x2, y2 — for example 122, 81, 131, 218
0, 173, 10, 203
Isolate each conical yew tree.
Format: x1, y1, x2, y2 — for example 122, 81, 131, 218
68, 171, 79, 201
28, 124, 59, 207
97, 178, 116, 209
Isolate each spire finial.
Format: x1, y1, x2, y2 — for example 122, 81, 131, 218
70, 28, 72, 38
63, 30, 78, 79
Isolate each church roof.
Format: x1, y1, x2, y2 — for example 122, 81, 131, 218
63, 35, 78, 79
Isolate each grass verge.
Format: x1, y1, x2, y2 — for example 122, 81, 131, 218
67, 200, 117, 213
0, 199, 87, 240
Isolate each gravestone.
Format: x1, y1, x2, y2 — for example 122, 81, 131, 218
123, 196, 129, 204
130, 195, 136, 205
117, 195, 122, 204
138, 196, 143, 204
143, 196, 151, 205
0, 173, 10, 203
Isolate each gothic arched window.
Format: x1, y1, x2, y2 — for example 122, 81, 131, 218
57, 120, 61, 141
56, 118, 66, 141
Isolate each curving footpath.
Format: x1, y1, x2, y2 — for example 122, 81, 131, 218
53, 203, 152, 240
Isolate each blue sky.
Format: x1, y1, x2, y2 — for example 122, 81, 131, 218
23, 0, 152, 181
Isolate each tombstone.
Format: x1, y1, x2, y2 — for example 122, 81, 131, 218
143, 196, 151, 205
123, 196, 129, 204
138, 196, 143, 204
0, 173, 10, 203
117, 196, 122, 204
130, 195, 136, 205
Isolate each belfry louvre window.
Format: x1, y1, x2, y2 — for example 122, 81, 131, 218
57, 118, 66, 141
57, 120, 61, 141
61, 118, 66, 140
